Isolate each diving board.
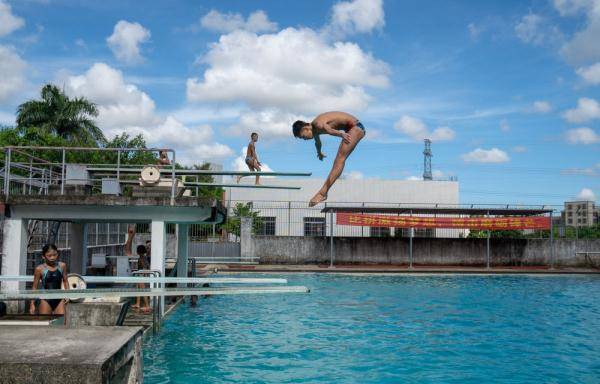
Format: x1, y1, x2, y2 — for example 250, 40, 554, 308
86, 168, 311, 177
0, 286, 310, 300
0, 275, 287, 284
184, 182, 301, 190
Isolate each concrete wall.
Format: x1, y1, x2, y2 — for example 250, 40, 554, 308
250, 236, 600, 267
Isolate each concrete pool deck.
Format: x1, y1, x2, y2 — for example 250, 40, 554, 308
215, 264, 600, 274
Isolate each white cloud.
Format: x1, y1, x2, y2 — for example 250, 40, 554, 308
565, 127, 600, 144
327, 0, 385, 37
187, 28, 389, 114
199, 10, 277, 33
468, 23, 483, 40
64, 63, 159, 131
0, 0, 24, 37
562, 163, 600, 176
576, 187, 596, 201
344, 170, 364, 180
461, 148, 510, 163
512, 145, 528, 153
558, 0, 600, 65
553, 0, 596, 16
500, 119, 510, 132
232, 109, 309, 138
405, 175, 422, 181
106, 20, 151, 65
576, 61, 600, 84
563, 97, 600, 122
515, 14, 551, 45
0, 45, 27, 102
532, 100, 552, 113
394, 115, 456, 142
63, 63, 233, 164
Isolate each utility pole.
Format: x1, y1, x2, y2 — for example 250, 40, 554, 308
423, 139, 432, 181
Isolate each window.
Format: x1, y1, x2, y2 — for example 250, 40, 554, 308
371, 227, 391, 237
415, 228, 435, 237
568, 219, 573, 224
304, 217, 326, 236
568, 212, 572, 217
257, 216, 276, 236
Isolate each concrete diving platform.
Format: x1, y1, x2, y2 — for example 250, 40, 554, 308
0, 326, 143, 384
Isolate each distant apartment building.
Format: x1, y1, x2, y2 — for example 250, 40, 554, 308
563, 200, 599, 227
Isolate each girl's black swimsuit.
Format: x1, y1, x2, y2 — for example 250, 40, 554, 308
40, 264, 64, 311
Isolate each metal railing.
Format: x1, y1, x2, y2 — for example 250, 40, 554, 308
1, 146, 178, 204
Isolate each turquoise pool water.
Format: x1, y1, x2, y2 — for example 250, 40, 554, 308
144, 274, 600, 383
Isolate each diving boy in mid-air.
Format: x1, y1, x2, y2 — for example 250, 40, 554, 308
292, 111, 366, 207
236, 132, 262, 185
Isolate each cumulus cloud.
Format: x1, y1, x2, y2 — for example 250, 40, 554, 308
63, 62, 233, 164
563, 97, 600, 122
515, 14, 561, 45
576, 187, 596, 200
532, 100, 552, 113
327, 0, 385, 37
232, 109, 309, 138
394, 115, 455, 142
187, 28, 389, 114
106, 20, 151, 65
557, 0, 600, 65
565, 127, 600, 144
0, 0, 24, 37
0, 45, 27, 102
461, 148, 510, 163
576, 62, 600, 84
199, 10, 277, 33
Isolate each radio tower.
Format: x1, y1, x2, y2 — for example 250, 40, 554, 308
423, 139, 432, 180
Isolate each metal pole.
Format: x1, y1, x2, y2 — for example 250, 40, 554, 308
486, 211, 490, 269
60, 149, 66, 195
4, 147, 11, 196
409, 209, 413, 269
28, 156, 33, 194
288, 201, 291, 236
116, 149, 121, 182
329, 210, 334, 268
550, 211, 555, 270
170, 150, 176, 206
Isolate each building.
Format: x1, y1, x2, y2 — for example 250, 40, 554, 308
563, 200, 599, 227
226, 178, 460, 237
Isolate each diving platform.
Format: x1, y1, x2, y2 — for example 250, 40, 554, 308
0, 145, 311, 317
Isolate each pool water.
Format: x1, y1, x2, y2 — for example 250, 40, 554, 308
144, 274, 600, 383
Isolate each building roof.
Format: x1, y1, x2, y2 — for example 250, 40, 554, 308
321, 205, 553, 216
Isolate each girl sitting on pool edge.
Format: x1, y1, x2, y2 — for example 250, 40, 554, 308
30, 244, 69, 315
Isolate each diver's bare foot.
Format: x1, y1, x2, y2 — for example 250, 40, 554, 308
309, 192, 327, 207
236, 176, 242, 184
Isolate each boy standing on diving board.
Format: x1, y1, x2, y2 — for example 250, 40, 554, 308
292, 111, 366, 207
236, 132, 262, 185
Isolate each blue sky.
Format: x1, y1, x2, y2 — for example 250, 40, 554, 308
0, 0, 599, 206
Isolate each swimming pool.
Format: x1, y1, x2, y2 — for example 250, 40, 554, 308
144, 274, 600, 383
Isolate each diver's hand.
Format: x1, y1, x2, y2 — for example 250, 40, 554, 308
318, 153, 327, 161
29, 302, 36, 315
341, 132, 351, 144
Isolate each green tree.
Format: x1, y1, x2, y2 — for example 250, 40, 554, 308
222, 202, 263, 236
16, 84, 105, 146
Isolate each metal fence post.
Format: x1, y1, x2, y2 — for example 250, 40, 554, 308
550, 211, 555, 270
170, 150, 176, 206
4, 147, 11, 196
60, 148, 66, 195
329, 210, 334, 268
288, 201, 291, 236
486, 210, 491, 269
116, 149, 121, 182
409, 209, 413, 269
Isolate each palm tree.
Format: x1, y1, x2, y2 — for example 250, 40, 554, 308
16, 84, 105, 146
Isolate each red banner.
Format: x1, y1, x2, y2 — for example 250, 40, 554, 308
336, 213, 550, 230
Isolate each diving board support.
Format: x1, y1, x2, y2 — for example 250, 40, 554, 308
70, 222, 87, 275
151, 220, 166, 315
1, 217, 28, 313
176, 224, 189, 287
329, 209, 334, 268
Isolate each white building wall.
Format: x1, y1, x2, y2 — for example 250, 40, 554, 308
227, 178, 461, 237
